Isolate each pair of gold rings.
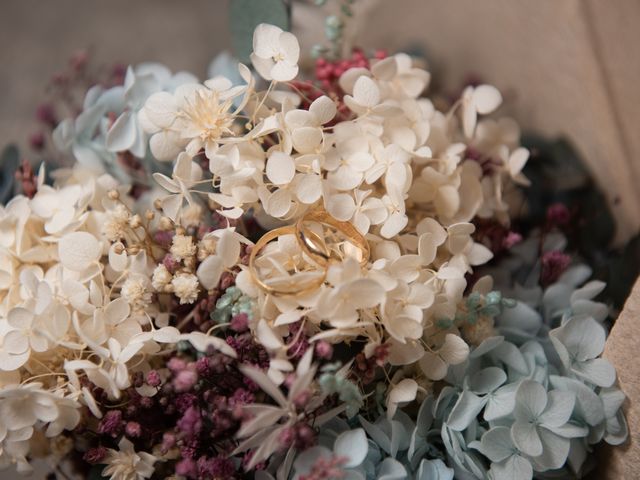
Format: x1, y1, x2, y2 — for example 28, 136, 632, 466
248, 208, 370, 296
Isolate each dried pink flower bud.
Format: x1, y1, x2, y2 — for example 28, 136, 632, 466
83, 446, 108, 464
97, 410, 123, 437
315, 340, 333, 359
125, 421, 142, 438
174, 369, 198, 392
293, 390, 312, 410
176, 458, 197, 477
167, 357, 187, 373
502, 231, 523, 249
230, 313, 249, 332
146, 370, 162, 387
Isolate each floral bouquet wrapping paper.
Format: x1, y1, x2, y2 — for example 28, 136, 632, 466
0, 3, 632, 479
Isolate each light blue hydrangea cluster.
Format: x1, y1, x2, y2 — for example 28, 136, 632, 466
277, 247, 626, 479
259, 413, 455, 480
431, 327, 625, 480
53, 63, 197, 182
422, 246, 626, 479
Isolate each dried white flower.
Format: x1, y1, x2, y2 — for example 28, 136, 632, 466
170, 234, 197, 262
102, 437, 156, 480
121, 276, 152, 310
250, 23, 300, 82
171, 273, 200, 305
103, 203, 131, 241
151, 264, 173, 291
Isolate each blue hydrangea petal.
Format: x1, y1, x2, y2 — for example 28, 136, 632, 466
573, 358, 616, 388
415, 459, 454, 480
511, 422, 542, 456
514, 381, 548, 422
490, 454, 533, 480
469, 367, 507, 394
292, 446, 332, 475
469, 336, 504, 359
497, 301, 542, 336
106, 111, 137, 152
490, 342, 528, 375
530, 428, 570, 470
446, 390, 487, 431
538, 390, 575, 428
484, 382, 518, 421
334, 429, 368, 468
474, 426, 513, 462
376, 457, 407, 480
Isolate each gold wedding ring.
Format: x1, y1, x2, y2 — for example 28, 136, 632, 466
249, 226, 327, 296
249, 209, 370, 296
295, 208, 370, 267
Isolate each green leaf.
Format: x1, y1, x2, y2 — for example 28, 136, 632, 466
88, 465, 108, 480
230, 0, 290, 63
0, 144, 19, 204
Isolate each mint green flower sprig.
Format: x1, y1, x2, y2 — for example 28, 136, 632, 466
319, 362, 364, 418
312, 0, 357, 59
437, 291, 516, 330
211, 286, 254, 325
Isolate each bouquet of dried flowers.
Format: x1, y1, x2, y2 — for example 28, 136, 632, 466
0, 4, 629, 479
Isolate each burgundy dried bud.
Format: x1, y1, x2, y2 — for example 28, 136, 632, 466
219, 271, 235, 291
97, 410, 123, 437
162, 254, 180, 273
293, 423, 316, 450
546, 202, 571, 227
177, 406, 202, 437
36, 103, 57, 128
541, 250, 571, 286
69, 50, 89, 71
293, 390, 312, 410
83, 446, 108, 464
175, 458, 197, 477
29, 132, 45, 151
125, 421, 142, 438
161, 432, 176, 453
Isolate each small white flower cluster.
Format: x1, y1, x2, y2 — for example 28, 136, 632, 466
143, 24, 529, 385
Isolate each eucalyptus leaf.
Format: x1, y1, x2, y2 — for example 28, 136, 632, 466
230, 0, 290, 63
